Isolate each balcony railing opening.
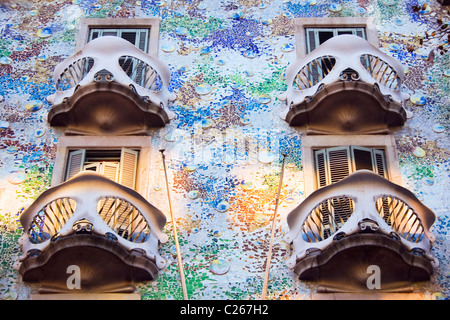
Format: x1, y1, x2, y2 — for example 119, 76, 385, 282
360, 54, 400, 90
56, 57, 94, 91
28, 197, 77, 244
118, 55, 162, 91
56, 55, 163, 93
97, 196, 152, 243
376, 196, 425, 243
294, 55, 336, 90
301, 196, 354, 243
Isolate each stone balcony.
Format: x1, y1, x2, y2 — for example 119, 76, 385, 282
47, 36, 176, 135
279, 35, 410, 134
284, 170, 438, 293
14, 172, 168, 294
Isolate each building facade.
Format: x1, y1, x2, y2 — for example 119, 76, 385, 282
0, 0, 449, 300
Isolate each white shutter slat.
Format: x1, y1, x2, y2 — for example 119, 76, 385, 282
119, 148, 139, 190
65, 149, 86, 181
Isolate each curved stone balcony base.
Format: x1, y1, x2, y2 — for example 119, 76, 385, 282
284, 81, 407, 134
294, 233, 433, 293
48, 81, 170, 135
19, 234, 159, 294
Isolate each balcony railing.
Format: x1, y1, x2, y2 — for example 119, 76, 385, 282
47, 36, 176, 134
15, 172, 168, 293
279, 35, 410, 133
284, 170, 437, 291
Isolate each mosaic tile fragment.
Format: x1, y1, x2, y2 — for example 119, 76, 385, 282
210, 259, 230, 275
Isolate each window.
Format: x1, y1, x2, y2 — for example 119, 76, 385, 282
89, 28, 149, 52
66, 148, 139, 190
51, 136, 152, 197
305, 27, 366, 53
301, 135, 403, 197
314, 146, 387, 189
76, 18, 161, 57
293, 17, 378, 57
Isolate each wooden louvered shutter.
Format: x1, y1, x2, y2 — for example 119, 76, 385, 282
101, 162, 121, 229
82, 162, 119, 182
101, 162, 120, 183
372, 149, 390, 224
119, 148, 138, 190
315, 147, 352, 187
327, 147, 352, 184
372, 149, 388, 179
65, 149, 86, 181
315, 149, 328, 189
351, 146, 375, 172
306, 29, 317, 53
351, 146, 388, 178
315, 146, 388, 188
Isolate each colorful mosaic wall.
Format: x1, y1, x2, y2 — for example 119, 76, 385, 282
0, 0, 449, 300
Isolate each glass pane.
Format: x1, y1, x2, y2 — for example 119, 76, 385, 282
318, 31, 334, 44
102, 31, 118, 37
337, 30, 353, 35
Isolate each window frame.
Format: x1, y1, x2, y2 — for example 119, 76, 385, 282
52, 136, 152, 197
313, 145, 388, 188
305, 27, 367, 53
76, 18, 162, 57
302, 135, 403, 197
88, 28, 150, 52
65, 147, 138, 190
293, 17, 378, 58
